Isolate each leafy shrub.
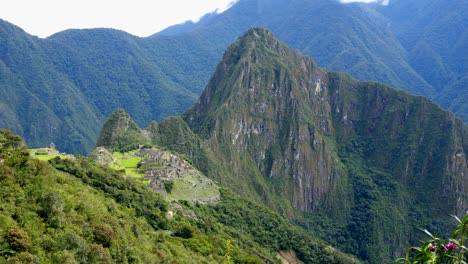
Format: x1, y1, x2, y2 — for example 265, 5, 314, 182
5, 228, 32, 251
183, 236, 213, 255
51, 250, 79, 264
236, 255, 264, 264
87, 244, 111, 264
59, 232, 89, 263
5, 252, 38, 264
39, 192, 65, 228
92, 224, 116, 247
163, 180, 174, 193
395, 214, 467, 263
174, 221, 195, 239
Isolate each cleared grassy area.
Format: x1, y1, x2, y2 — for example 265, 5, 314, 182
108, 151, 144, 178
31, 154, 58, 161
29, 148, 73, 161
120, 156, 141, 167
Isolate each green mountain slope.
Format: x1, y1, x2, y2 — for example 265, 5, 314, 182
379, 0, 468, 123
0, 128, 359, 263
158, 0, 467, 122
152, 0, 434, 93
0, 20, 197, 154
95, 108, 150, 152
0, 20, 101, 154
155, 28, 467, 263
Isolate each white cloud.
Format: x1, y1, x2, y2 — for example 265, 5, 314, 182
339, 0, 390, 5
0, 0, 237, 38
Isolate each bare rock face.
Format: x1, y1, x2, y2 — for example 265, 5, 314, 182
184, 28, 348, 214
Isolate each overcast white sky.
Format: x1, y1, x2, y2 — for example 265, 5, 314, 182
0, 0, 237, 38
0, 0, 388, 38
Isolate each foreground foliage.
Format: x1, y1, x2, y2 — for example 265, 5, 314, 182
395, 214, 468, 264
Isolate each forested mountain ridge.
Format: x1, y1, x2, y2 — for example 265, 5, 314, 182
0, 19, 198, 154
157, 0, 467, 120
379, 0, 468, 121
98, 28, 468, 263
2, 0, 466, 154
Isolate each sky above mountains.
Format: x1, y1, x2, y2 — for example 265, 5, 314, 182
1, 0, 390, 38
0, 0, 237, 38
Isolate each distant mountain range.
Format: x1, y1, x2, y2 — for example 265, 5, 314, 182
0, 0, 466, 154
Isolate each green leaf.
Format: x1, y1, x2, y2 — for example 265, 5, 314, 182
451, 214, 462, 224
422, 229, 435, 239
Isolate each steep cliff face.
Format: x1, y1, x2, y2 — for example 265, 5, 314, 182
325, 73, 468, 261
182, 28, 468, 262
184, 28, 348, 213
328, 73, 468, 215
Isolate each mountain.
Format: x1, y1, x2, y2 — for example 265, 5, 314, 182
95, 108, 151, 152
0, 19, 197, 154
1, 0, 466, 154
139, 28, 466, 263
156, 12, 219, 36
151, 0, 434, 95
154, 0, 467, 120
379, 0, 468, 122
0, 20, 102, 154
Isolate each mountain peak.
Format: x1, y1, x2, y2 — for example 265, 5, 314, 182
184, 27, 320, 136
179, 29, 468, 263
242, 27, 275, 40
96, 109, 149, 151
226, 27, 292, 61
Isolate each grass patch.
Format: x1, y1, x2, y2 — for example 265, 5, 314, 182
120, 156, 141, 168
29, 148, 73, 161
107, 151, 144, 178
